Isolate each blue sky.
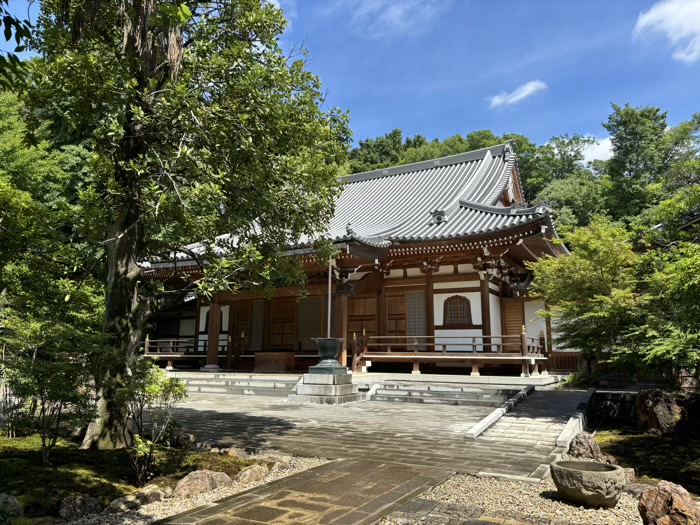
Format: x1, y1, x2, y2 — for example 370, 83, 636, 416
4, 0, 700, 160
274, 0, 700, 160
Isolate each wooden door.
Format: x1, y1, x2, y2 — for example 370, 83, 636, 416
502, 299, 525, 352
387, 293, 407, 348
270, 299, 296, 349
348, 296, 377, 341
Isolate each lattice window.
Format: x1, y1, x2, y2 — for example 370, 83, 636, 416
443, 296, 472, 326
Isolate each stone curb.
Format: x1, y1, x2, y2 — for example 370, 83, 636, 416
465, 385, 535, 439
554, 387, 595, 448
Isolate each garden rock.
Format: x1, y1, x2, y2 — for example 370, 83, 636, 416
0, 493, 22, 523
639, 480, 700, 525
225, 448, 245, 459
103, 495, 140, 513
234, 464, 269, 484
637, 390, 685, 435
568, 432, 604, 461
210, 447, 220, 454
173, 470, 233, 498
136, 485, 165, 504
59, 494, 101, 520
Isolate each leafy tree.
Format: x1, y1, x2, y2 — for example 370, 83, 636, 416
349, 129, 404, 173
22, 0, 350, 448
601, 104, 700, 219
0, 0, 32, 87
528, 217, 640, 371
534, 171, 605, 230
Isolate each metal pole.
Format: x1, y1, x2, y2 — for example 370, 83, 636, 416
327, 257, 332, 338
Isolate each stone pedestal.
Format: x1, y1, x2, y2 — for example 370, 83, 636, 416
287, 372, 364, 405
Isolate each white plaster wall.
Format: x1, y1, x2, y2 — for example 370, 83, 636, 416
524, 300, 547, 339
220, 305, 229, 332
179, 319, 196, 337
435, 329, 483, 351
490, 294, 502, 340
434, 292, 481, 326
458, 264, 474, 273
199, 306, 209, 333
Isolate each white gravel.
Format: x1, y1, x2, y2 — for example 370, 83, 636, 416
64, 453, 327, 525
381, 473, 643, 525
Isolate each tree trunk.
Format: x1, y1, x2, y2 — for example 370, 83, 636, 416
81, 195, 144, 449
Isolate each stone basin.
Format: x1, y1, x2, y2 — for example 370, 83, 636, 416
550, 460, 626, 508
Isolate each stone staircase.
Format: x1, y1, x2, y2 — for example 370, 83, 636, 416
368, 381, 520, 407
168, 372, 300, 397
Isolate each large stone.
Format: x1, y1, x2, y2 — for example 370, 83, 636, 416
568, 432, 604, 461
103, 487, 164, 514
0, 493, 22, 524
550, 460, 626, 508
639, 480, 700, 525
173, 470, 233, 499
234, 464, 269, 484
637, 390, 685, 435
59, 494, 102, 520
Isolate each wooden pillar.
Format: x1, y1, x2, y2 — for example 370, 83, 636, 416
193, 296, 202, 355
203, 297, 221, 370
425, 270, 435, 338
334, 293, 348, 366
377, 286, 387, 338
262, 299, 271, 351
480, 275, 491, 351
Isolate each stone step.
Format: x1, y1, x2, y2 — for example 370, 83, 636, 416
180, 379, 298, 388
370, 394, 505, 407
380, 382, 518, 396
374, 388, 509, 401
184, 385, 295, 397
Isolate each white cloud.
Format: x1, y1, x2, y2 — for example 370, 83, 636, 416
488, 80, 547, 109
582, 137, 613, 164
634, 0, 700, 63
325, 0, 451, 39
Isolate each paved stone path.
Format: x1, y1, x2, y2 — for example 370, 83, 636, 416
161, 389, 587, 524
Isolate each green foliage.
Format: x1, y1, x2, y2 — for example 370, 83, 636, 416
601, 104, 700, 220
0, 434, 251, 517
529, 217, 640, 366
595, 429, 700, 495
0, 0, 32, 88
534, 171, 605, 230
118, 360, 186, 485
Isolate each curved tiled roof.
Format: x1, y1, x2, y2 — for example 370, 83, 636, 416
328, 142, 548, 246
156, 143, 552, 265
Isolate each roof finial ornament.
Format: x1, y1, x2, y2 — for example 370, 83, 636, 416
346, 223, 356, 237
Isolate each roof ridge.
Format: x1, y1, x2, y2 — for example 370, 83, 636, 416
340, 142, 511, 184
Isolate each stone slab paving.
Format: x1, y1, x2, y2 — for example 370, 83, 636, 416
157, 459, 452, 525
161, 389, 587, 524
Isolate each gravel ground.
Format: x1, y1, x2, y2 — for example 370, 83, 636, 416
380, 473, 643, 525
64, 453, 327, 525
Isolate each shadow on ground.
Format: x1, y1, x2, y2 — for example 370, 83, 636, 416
174, 407, 297, 450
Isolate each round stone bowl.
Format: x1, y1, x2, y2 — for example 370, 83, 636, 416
550, 460, 626, 508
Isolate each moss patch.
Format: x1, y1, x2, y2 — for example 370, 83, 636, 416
0, 436, 253, 517
595, 429, 700, 495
